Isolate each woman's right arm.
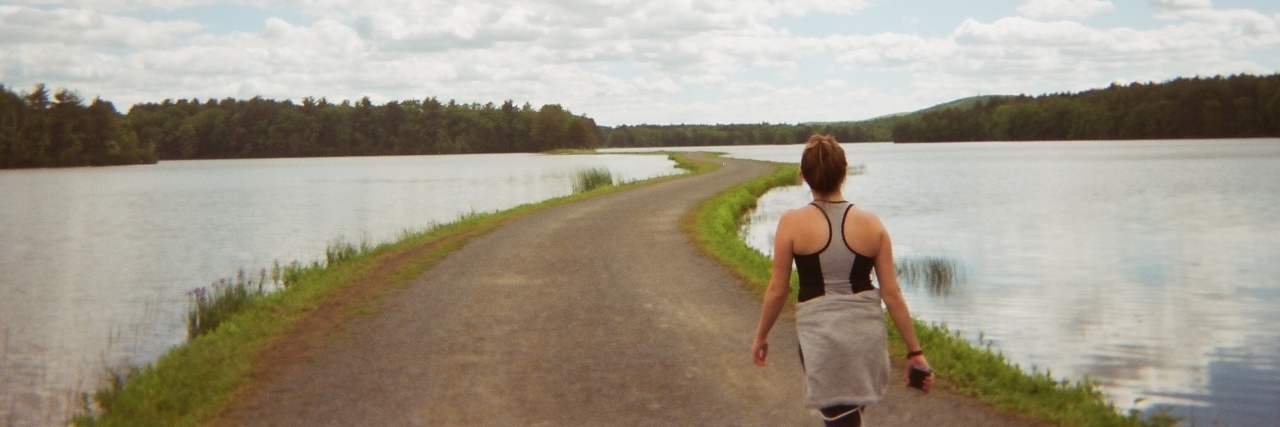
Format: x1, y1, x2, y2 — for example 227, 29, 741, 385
752, 210, 795, 366
875, 228, 935, 392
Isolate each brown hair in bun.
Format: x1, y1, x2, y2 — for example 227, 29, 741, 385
800, 134, 846, 194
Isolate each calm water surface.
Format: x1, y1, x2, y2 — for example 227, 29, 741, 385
699, 140, 1279, 427
0, 153, 679, 426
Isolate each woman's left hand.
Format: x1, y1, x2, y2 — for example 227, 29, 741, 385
751, 336, 770, 366
906, 355, 935, 393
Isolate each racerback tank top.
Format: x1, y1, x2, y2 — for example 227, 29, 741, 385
795, 200, 877, 303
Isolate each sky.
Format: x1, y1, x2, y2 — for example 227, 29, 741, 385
1, 0, 1279, 125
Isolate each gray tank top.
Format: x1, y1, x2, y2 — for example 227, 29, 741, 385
795, 200, 877, 303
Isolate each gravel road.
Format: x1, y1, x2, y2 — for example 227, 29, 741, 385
213, 154, 1040, 427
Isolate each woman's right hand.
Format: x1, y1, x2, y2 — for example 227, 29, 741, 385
906, 355, 934, 393
751, 336, 770, 366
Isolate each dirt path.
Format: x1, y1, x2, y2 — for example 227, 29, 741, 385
213, 155, 1041, 426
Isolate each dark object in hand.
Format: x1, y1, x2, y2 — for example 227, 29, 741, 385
908, 364, 933, 390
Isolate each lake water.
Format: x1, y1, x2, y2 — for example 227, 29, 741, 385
685, 140, 1279, 427
0, 153, 680, 426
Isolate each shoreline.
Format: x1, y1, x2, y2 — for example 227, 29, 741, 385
75, 152, 1173, 426
683, 159, 1180, 427
73, 153, 705, 426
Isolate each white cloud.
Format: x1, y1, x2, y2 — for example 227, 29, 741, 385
823, 11, 1280, 114
1148, 0, 1212, 11
629, 76, 681, 93
829, 32, 956, 69
0, 0, 1277, 124
1175, 8, 1280, 48
1017, 0, 1114, 19
5, 0, 314, 12
0, 5, 201, 48
772, 0, 871, 16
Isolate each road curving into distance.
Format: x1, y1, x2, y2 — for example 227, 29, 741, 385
212, 154, 1039, 427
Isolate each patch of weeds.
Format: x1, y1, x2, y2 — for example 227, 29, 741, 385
895, 256, 965, 297
572, 167, 614, 193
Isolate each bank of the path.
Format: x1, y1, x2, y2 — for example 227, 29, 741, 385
211, 155, 1040, 426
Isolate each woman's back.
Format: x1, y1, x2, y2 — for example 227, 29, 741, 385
784, 202, 885, 260
786, 201, 886, 302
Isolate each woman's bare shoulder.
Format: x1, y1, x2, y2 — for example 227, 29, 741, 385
847, 205, 886, 232
780, 204, 818, 219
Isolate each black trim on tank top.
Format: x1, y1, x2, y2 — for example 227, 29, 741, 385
839, 204, 857, 254
808, 202, 833, 255
796, 253, 825, 302
848, 255, 876, 294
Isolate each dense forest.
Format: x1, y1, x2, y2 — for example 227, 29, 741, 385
891, 73, 1280, 142
600, 121, 878, 148
1, 84, 599, 168
597, 95, 1011, 147
3, 72, 1279, 168
127, 96, 599, 159
1, 84, 155, 168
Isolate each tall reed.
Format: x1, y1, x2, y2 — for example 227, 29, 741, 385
895, 256, 964, 297
186, 270, 266, 340
572, 167, 614, 193
185, 237, 369, 340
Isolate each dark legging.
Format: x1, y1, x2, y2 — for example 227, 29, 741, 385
819, 405, 862, 427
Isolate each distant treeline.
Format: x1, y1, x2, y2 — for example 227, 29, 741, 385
128, 97, 599, 160
1, 84, 599, 168
1, 84, 156, 168
600, 122, 879, 148
891, 73, 1280, 142
5, 72, 1280, 168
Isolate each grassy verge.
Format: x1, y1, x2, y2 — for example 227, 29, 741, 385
543, 148, 597, 155
682, 158, 1178, 427
75, 153, 704, 426
682, 160, 800, 298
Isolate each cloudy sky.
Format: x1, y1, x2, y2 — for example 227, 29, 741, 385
2, 0, 1278, 125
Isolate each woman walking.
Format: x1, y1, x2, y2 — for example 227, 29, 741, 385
751, 135, 934, 427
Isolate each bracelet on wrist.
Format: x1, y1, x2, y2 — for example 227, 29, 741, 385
906, 349, 924, 359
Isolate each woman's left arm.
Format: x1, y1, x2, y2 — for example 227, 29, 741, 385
875, 230, 935, 392
752, 211, 796, 366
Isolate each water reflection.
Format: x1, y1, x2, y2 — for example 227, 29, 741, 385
727, 140, 1280, 427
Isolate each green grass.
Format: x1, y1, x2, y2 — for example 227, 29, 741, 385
543, 148, 598, 155
76, 218, 490, 426
683, 160, 800, 298
572, 167, 614, 193
184, 237, 374, 341
74, 152, 706, 427
667, 151, 718, 174
683, 158, 1179, 427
